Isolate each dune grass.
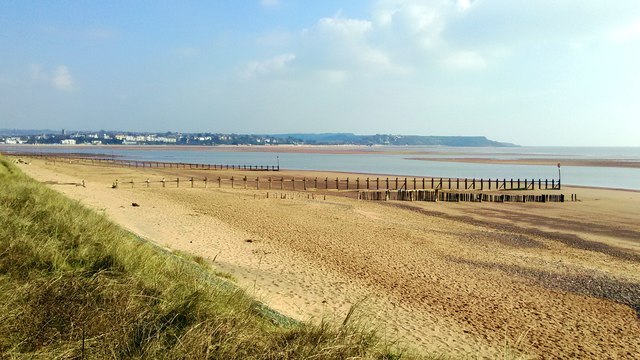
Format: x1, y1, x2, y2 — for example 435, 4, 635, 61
0, 157, 411, 359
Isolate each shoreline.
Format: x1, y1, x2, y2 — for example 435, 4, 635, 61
406, 156, 640, 169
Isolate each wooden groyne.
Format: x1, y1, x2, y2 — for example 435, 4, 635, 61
359, 190, 571, 203
112, 175, 562, 192
10, 153, 280, 171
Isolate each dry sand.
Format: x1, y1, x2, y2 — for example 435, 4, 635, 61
15, 158, 640, 359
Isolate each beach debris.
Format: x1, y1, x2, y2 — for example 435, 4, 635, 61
245, 239, 254, 243
131, 202, 140, 207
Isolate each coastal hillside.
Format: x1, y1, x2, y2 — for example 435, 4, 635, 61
0, 157, 406, 359
274, 133, 516, 147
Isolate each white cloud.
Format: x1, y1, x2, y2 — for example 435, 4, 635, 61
52, 66, 74, 90
242, 53, 296, 78
442, 50, 487, 70
608, 20, 640, 43
30, 64, 75, 91
316, 16, 372, 38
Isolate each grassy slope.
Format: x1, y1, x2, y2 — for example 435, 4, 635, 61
0, 157, 412, 359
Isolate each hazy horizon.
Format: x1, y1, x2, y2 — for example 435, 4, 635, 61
1, 1, 639, 147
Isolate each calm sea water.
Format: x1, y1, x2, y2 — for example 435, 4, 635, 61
2, 145, 639, 190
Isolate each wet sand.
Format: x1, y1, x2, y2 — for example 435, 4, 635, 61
15, 158, 640, 359
407, 157, 640, 169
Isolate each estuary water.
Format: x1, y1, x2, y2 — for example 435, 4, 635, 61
2, 145, 639, 191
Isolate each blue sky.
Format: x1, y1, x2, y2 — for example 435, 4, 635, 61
1, 0, 639, 146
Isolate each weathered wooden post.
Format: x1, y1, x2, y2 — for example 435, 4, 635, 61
376, 177, 380, 190
510, 179, 513, 189
346, 177, 350, 190
161, 178, 165, 188
281, 177, 285, 190
243, 176, 247, 189
325, 177, 328, 189
269, 177, 272, 190
190, 177, 194, 188
146, 178, 150, 188
413, 178, 416, 190
256, 177, 259, 190
448, 178, 451, 189
457, 178, 460, 189
315, 177, 318, 189
356, 177, 360, 189
366, 177, 370, 190
204, 177, 208, 188
464, 178, 468, 189
404, 178, 407, 190
131, 179, 134, 188
303, 177, 307, 190
292, 178, 296, 190
336, 177, 339, 190
472, 178, 476, 190
176, 178, 180, 188
395, 178, 399, 189
231, 177, 234, 188
517, 179, 520, 189
480, 178, 483, 191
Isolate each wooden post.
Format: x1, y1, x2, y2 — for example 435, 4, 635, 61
336, 177, 339, 190
146, 178, 150, 188
376, 177, 380, 190
204, 177, 208, 188
457, 178, 460, 189
465, 178, 468, 189
243, 176, 247, 189
269, 177, 272, 190
281, 177, 285, 190
356, 177, 360, 189
162, 178, 165, 188
176, 178, 180, 188
325, 177, 328, 189
231, 177, 234, 188
422, 178, 425, 189
431, 178, 434, 189
190, 177, 194, 188
404, 178, 407, 190
366, 177, 370, 190
292, 178, 295, 190
303, 177, 307, 190
413, 178, 416, 190
315, 177, 318, 189
395, 178, 399, 190
256, 177, 259, 190
386, 177, 389, 190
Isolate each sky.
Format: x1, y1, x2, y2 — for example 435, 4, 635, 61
1, 1, 639, 146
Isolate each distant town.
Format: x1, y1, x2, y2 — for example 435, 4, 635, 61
0, 129, 515, 147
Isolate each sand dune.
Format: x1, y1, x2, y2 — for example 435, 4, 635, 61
17, 159, 640, 358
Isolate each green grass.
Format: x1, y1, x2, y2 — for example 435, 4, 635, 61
0, 157, 413, 359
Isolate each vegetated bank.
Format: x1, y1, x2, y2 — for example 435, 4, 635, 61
0, 156, 411, 359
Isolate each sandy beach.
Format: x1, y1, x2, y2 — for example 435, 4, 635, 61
14, 157, 640, 358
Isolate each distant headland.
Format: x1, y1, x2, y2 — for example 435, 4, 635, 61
0, 129, 517, 147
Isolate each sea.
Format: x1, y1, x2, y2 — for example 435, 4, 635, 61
2, 145, 639, 191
